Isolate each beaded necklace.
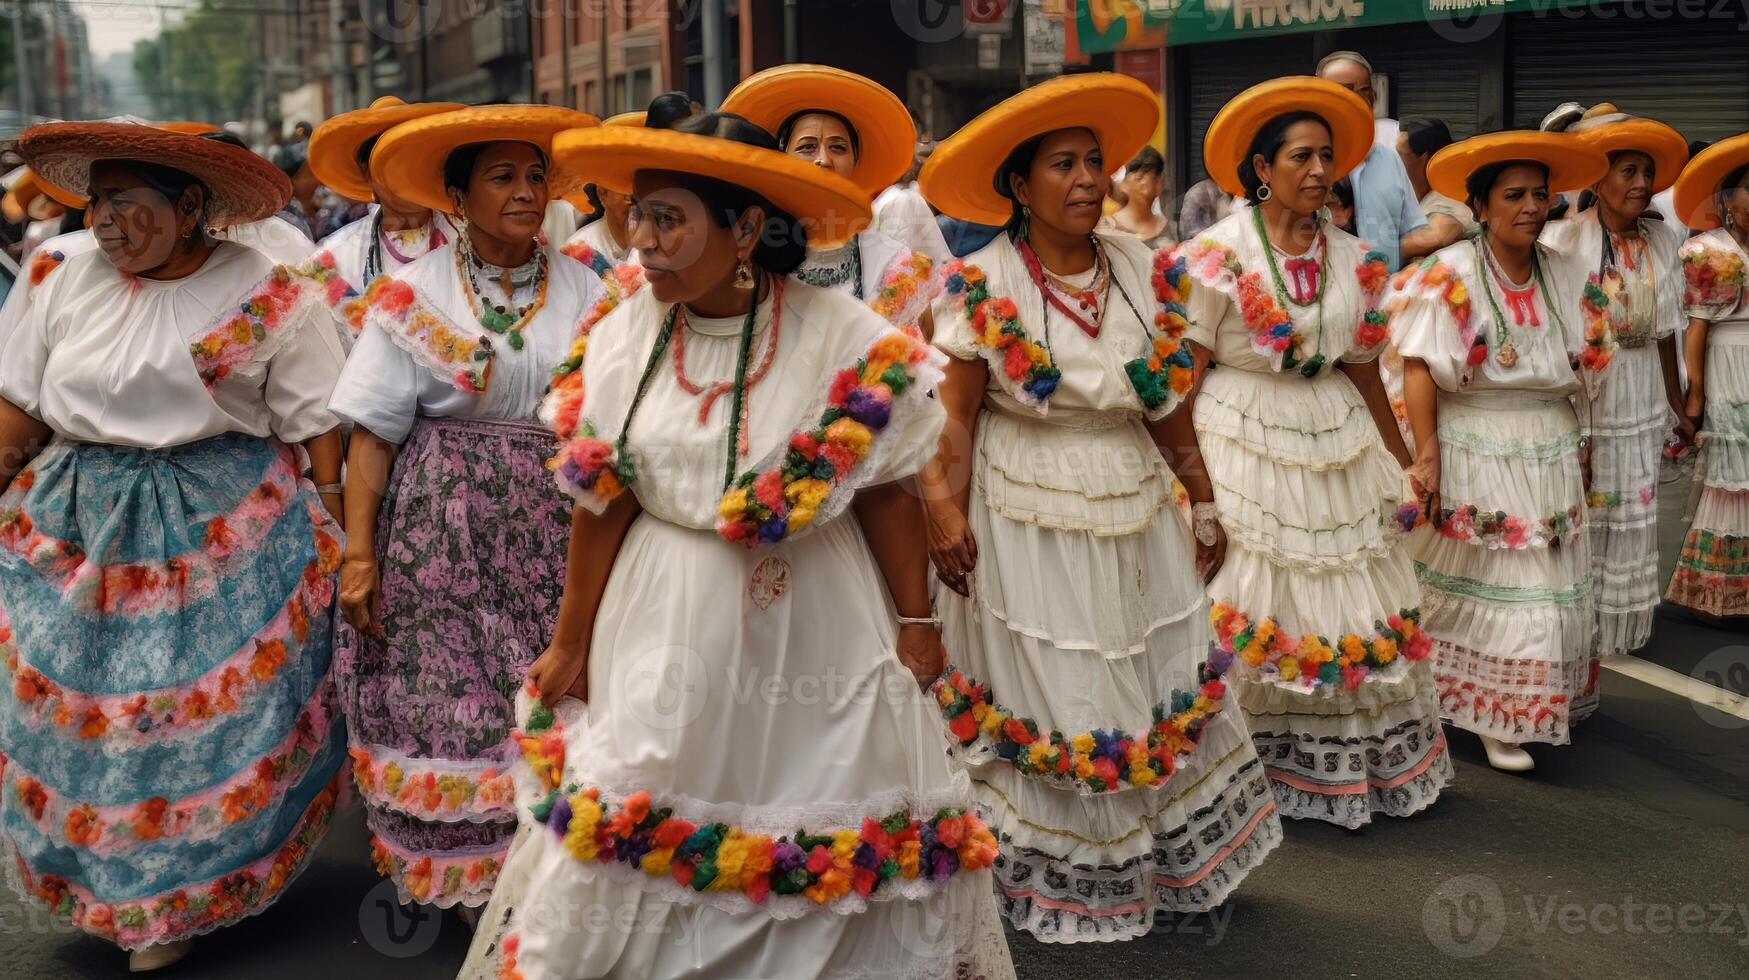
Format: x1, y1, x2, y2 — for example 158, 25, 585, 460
454, 232, 548, 351
1252, 205, 1327, 364
1016, 235, 1111, 338
672, 281, 784, 458
1476, 237, 1564, 368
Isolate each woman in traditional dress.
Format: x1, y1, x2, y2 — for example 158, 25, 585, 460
458, 112, 1012, 980
1666, 134, 1749, 619
1540, 113, 1692, 655
328, 105, 603, 915
1174, 78, 1451, 825
0, 123, 348, 972
913, 73, 1279, 943
722, 64, 939, 335
297, 97, 463, 348
1388, 132, 1611, 771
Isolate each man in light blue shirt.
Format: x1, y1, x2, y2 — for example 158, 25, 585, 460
1318, 52, 1448, 269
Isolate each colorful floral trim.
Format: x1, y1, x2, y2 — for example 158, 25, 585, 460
5, 560, 334, 745
369, 835, 503, 907
550, 419, 635, 512
561, 241, 617, 279
1353, 249, 1393, 352
1132, 250, 1198, 413
1668, 529, 1749, 616
289, 250, 370, 337
1578, 272, 1620, 374
1179, 238, 1326, 377
717, 330, 932, 546
541, 267, 647, 511
514, 697, 565, 793
0, 448, 339, 618
188, 266, 322, 390
349, 747, 516, 823
8, 777, 339, 950
1434, 502, 1584, 549
932, 662, 1228, 794
1586, 485, 1657, 511
1390, 258, 1482, 375
27, 249, 65, 287
364, 278, 493, 393
1214, 604, 1432, 691
1681, 242, 1746, 314
868, 251, 937, 333
941, 260, 1060, 408
4, 684, 335, 856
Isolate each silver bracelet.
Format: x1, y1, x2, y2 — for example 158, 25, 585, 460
896, 615, 941, 630
1192, 501, 1220, 548
314, 483, 343, 495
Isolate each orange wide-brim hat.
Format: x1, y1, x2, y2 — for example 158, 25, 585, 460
919, 72, 1158, 226
551, 125, 872, 249
1203, 77, 1374, 199
720, 64, 915, 198
1672, 132, 1749, 232
604, 111, 647, 128
156, 121, 222, 136
1427, 131, 1608, 204
2, 168, 84, 222
371, 105, 601, 216
17, 122, 291, 227
309, 96, 465, 203
1573, 118, 1689, 194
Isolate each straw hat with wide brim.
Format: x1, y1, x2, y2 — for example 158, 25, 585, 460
1672, 132, 1749, 232
550, 126, 872, 249
720, 64, 915, 198
370, 105, 601, 216
17, 122, 291, 227
309, 97, 465, 203
1427, 131, 1609, 204
2, 169, 83, 222
1570, 117, 1689, 193
920, 73, 1158, 226
156, 121, 222, 136
1203, 77, 1374, 199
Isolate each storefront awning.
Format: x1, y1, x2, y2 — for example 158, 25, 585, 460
1158, 0, 1595, 46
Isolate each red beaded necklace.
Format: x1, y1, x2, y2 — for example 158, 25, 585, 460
672, 278, 785, 460
1016, 236, 1108, 339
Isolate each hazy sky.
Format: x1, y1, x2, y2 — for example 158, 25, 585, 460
78, 1, 179, 58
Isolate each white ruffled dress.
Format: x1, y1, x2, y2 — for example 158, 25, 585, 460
459, 280, 1014, 980
1388, 239, 1601, 743
1176, 210, 1450, 828
1542, 215, 1682, 654
1668, 227, 1749, 616
932, 233, 1280, 943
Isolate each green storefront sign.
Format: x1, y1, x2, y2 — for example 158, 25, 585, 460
1073, 0, 1601, 49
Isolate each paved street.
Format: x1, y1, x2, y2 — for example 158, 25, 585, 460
6, 467, 1746, 979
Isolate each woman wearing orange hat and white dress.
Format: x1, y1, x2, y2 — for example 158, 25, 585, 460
1387, 132, 1612, 770
0, 123, 347, 971
723, 65, 939, 336
295, 97, 462, 349
326, 105, 605, 914
1665, 135, 1749, 619
915, 73, 1280, 943
1172, 78, 1452, 826
1540, 114, 1692, 658
458, 113, 1011, 980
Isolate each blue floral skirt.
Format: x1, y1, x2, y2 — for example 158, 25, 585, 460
0, 433, 346, 949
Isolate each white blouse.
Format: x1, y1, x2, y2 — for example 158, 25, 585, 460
0, 229, 98, 352
563, 219, 632, 268
0, 242, 345, 447
328, 243, 604, 444
213, 214, 314, 266
1542, 213, 1684, 340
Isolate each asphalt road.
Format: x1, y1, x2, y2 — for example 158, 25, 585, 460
5, 468, 1746, 979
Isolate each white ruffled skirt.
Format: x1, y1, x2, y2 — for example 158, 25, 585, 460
1581, 342, 1674, 653
937, 405, 1280, 944
1667, 322, 1749, 616
1197, 366, 1451, 829
1418, 389, 1598, 743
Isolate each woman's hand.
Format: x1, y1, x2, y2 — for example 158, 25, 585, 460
1671, 410, 1698, 448
528, 638, 589, 704
895, 623, 946, 688
1405, 451, 1441, 523
925, 498, 977, 597
338, 552, 381, 633
1685, 388, 1705, 433
1197, 521, 1227, 584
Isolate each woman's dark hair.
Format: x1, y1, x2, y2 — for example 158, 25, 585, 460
1400, 116, 1454, 159
1330, 177, 1355, 210
994, 133, 1047, 236
646, 91, 696, 130
1240, 111, 1329, 205
442, 141, 548, 196
577, 182, 606, 227
1718, 163, 1749, 208
664, 112, 808, 275
775, 108, 862, 162
96, 158, 203, 205
1125, 145, 1164, 177
356, 133, 383, 171
1464, 159, 1551, 211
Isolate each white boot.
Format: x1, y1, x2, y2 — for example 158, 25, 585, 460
1480, 735, 1535, 772
128, 939, 192, 973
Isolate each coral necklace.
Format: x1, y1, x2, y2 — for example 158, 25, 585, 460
1016, 236, 1108, 338
672, 277, 785, 462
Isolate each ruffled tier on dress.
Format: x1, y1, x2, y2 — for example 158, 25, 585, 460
0, 434, 345, 950
1668, 323, 1749, 615
1418, 390, 1599, 741
1198, 367, 1451, 828
1582, 344, 1674, 653
939, 406, 1280, 943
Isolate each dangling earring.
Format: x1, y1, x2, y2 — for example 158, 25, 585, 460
1256, 184, 1272, 202
1018, 204, 1032, 242
734, 259, 755, 289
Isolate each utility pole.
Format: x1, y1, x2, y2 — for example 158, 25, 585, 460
702, 0, 727, 107
329, 0, 348, 112
559, 0, 571, 106
12, 0, 36, 122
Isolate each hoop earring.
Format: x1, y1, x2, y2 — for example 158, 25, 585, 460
734, 259, 755, 289
1256, 184, 1272, 202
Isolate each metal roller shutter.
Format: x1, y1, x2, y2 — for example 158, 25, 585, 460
1182, 34, 1315, 186
1511, 10, 1749, 144
1337, 23, 1486, 140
